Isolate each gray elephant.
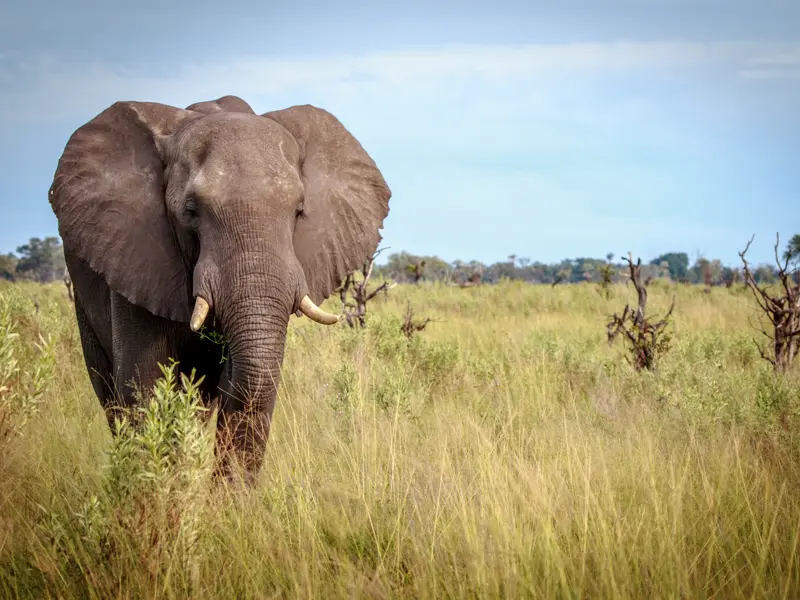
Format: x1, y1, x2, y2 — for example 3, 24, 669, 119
48, 95, 391, 483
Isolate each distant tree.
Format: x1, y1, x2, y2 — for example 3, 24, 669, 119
783, 234, 800, 268
377, 252, 450, 283
406, 260, 426, 283
721, 267, 742, 288
14, 237, 65, 283
596, 253, 615, 299
650, 252, 689, 281
357, 248, 756, 288
457, 272, 482, 288
754, 265, 778, 285
0, 253, 17, 282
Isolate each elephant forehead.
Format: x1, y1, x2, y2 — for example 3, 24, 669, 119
179, 112, 299, 158
191, 154, 302, 203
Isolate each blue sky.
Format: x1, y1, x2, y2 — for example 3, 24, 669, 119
1, 0, 798, 267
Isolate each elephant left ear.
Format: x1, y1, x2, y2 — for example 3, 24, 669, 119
262, 105, 392, 304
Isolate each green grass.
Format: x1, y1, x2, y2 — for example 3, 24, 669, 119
0, 278, 799, 598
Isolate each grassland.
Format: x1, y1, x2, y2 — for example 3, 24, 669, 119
1, 278, 799, 599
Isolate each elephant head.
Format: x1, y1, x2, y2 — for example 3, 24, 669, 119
49, 95, 390, 474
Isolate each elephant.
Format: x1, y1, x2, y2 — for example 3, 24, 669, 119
48, 94, 391, 483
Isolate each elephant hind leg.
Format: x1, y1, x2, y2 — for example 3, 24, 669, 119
73, 297, 118, 430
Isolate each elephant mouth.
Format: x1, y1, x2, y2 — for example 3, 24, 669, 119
188, 293, 337, 332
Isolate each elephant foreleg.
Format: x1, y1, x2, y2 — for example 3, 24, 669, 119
109, 292, 183, 425
73, 296, 116, 429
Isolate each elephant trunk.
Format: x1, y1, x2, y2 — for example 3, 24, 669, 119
211, 259, 295, 481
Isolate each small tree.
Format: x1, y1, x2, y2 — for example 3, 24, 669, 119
551, 267, 570, 287
0, 253, 16, 282
336, 248, 394, 328
607, 253, 675, 371
782, 233, 800, 269
739, 234, 800, 372
596, 253, 615, 299
406, 260, 426, 284
721, 267, 742, 289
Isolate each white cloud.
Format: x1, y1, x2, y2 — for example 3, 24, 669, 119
739, 49, 800, 79
2, 40, 799, 125
739, 68, 800, 80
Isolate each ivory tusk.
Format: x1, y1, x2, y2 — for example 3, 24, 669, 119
299, 295, 339, 325
190, 296, 210, 332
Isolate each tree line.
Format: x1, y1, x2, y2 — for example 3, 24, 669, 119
375, 239, 800, 287
2, 235, 799, 287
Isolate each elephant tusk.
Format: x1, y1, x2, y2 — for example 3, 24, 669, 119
190, 296, 210, 332
299, 295, 339, 325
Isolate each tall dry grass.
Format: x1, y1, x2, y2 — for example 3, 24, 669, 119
0, 278, 798, 598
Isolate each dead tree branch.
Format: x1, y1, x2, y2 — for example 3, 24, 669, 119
607, 252, 675, 371
400, 302, 434, 338
335, 247, 395, 328
739, 233, 800, 372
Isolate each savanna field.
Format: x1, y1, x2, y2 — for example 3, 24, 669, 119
1, 278, 799, 599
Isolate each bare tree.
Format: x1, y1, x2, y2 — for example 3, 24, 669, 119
400, 302, 433, 338
739, 234, 800, 372
335, 248, 395, 328
607, 252, 675, 371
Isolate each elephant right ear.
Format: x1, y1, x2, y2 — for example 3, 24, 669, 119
49, 101, 199, 322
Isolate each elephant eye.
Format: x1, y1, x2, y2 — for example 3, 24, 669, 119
296, 200, 305, 216
186, 197, 200, 228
